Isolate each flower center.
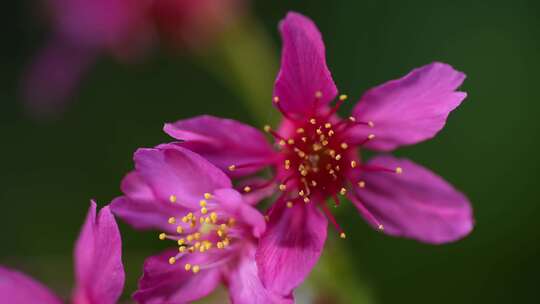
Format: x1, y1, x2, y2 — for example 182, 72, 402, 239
158, 193, 236, 274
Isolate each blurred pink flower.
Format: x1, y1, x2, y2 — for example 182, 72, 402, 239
111, 145, 292, 303
163, 11, 474, 297
22, 0, 243, 117
0, 201, 124, 304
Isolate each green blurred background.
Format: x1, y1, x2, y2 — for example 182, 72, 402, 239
2, 0, 539, 303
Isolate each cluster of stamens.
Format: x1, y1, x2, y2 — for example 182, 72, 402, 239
228, 91, 404, 239
158, 193, 236, 274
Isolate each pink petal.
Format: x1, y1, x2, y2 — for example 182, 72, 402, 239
351, 62, 467, 151
236, 177, 276, 206
0, 266, 61, 304
110, 171, 190, 233
351, 156, 474, 244
164, 115, 276, 178
21, 38, 96, 118
134, 250, 222, 304
273, 12, 337, 118
256, 203, 327, 296
225, 247, 294, 304
73, 201, 125, 304
212, 188, 266, 238
134, 145, 232, 209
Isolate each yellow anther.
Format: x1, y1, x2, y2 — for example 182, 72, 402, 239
179, 246, 186, 253
222, 238, 230, 247
192, 265, 200, 274
220, 223, 227, 230
279, 140, 286, 146
204, 193, 212, 200
303, 197, 310, 203
205, 217, 211, 224
396, 167, 403, 174
286, 201, 293, 208
217, 230, 224, 237
187, 213, 194, 219
311, 180, 317, 187
286, 139, 293, 145
176, 226, 184, 233
324, 123, 332, 129
181, 216, 189, 223
329, 150, 336, 157
199, 246, 206, 253
358, 181, 366, 188
169, 257, 176, 264
328, 130, 335, 136
210, 212, 218, 223
316, 128, 323, 135
273, 96, 280, 103
310, 118, 317, 125
243, 186, 251, 193
340, 188, 347, 195
169, 195, 177, 203
313, 143, 322, 151
322, 140, 329, 146
200, 207, 208, 214
199, 200, 207, 207
351, 161, 357, 168
315, 91, 323, 98
186, 235, 194, 242
335, 154, 342, 161
296, 128, 305, 134
178, 238, 185, 245
301, 170, 308, 176
341, 143, 349, 149
301, 137, 307, 142
339, 94, 348, 101
228, 218, 236, 226
378, 224, 385, 231
168, 217, 176, 224
340, 232, 347, 239
159, 233, 166, 240
285, 159, 291, 169
184, 263, 192, 271
193, 232, 201, 240
299, 190, 305, 196
368, 134, 376, 140
263, 125, 271, 132
228, 165, 236, 171
217, 241, 224, 249
279, 184, 286, 191
368, 121, 375, 128
194, 242, 201, 249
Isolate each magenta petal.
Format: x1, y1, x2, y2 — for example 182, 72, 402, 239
22, 39, 96, 118
134, 250, 222, 304
111, 171, 189, 232
273, 12, 337, 118
134, 145, 231, 209
352, 156, 474, 244
256, 203, 327, 296
351, 62, 467, 151
0, 266, 61, 304
237, 177, 276, 206
226, 247, 294, 304
213, 188, 266, 238
73, 201, 125, 304
164, 115, 276, 178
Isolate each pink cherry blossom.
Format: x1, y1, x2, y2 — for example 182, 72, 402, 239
0, 201, 125, 304
163, 11, 474, 296
111, 145, 292, 303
